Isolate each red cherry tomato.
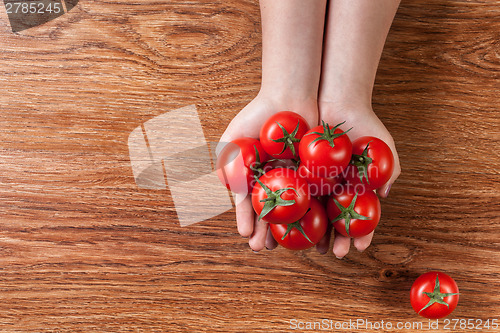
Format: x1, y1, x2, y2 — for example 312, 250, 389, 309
343, 136, 394, 191
252, 168, 310, 224
299, 121, 352, 178
216, 138, 269, 194
259, 111, 310, 159
326, 186, 380, 238
410, 271, 459, 319
269, 198, 328, 250
297, 163, 342, 196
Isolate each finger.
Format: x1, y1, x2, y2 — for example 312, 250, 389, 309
316, 223, 333, 254
265, 227, 278, 250
353, 231, 375, 252
248, 215, 268, 252
235, 194, 254, 237
332, 231, 351, 259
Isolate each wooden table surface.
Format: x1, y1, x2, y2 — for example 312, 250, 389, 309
0, 0, 499, 332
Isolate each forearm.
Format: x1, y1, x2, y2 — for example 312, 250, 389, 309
319, 0, 401, 107
259, 0, 327, 103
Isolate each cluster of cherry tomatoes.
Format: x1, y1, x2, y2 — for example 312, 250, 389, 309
217, 111, 394, 250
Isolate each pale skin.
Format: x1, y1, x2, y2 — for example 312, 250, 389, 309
219, 0, 401, 258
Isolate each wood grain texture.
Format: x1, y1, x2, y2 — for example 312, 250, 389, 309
0, 0, 499, 332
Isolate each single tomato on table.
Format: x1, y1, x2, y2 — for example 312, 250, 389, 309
410, 271, 459, 319
343, 136, 394, 191
326, 186, 381, 238
216, 138, 269, 194
252, 168, 310, 224
299, 121, 352, 178
270, 197, 328, 250
259, 111, 310, 159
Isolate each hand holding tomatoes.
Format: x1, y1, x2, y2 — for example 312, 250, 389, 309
217, 110, 398, 254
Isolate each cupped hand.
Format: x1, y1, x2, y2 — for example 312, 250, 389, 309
217, 93, 318, 252
316, 101, 401, 258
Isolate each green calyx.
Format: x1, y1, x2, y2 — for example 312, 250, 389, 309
307, 121, 352, 149
255, 176, 298, 221
271, 121, 301, 157
249, 145, 268, 178
419, 274, 459, 314
281, 208, 312, 243
330, 191, 370, 236
350, 142, 373, 184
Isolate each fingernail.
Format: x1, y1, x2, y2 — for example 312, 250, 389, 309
335, 256, 344, 260
265, 246, 270, 250
357, 248, 364, 253
252, 250, 259, 254
384, 184, 392, 197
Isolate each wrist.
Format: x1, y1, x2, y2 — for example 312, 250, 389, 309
318, 99, 373, 121
259, 80, 318, 105
318, 69, 374, 110
257, 87, 318, 110
319, 87, 372, 110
